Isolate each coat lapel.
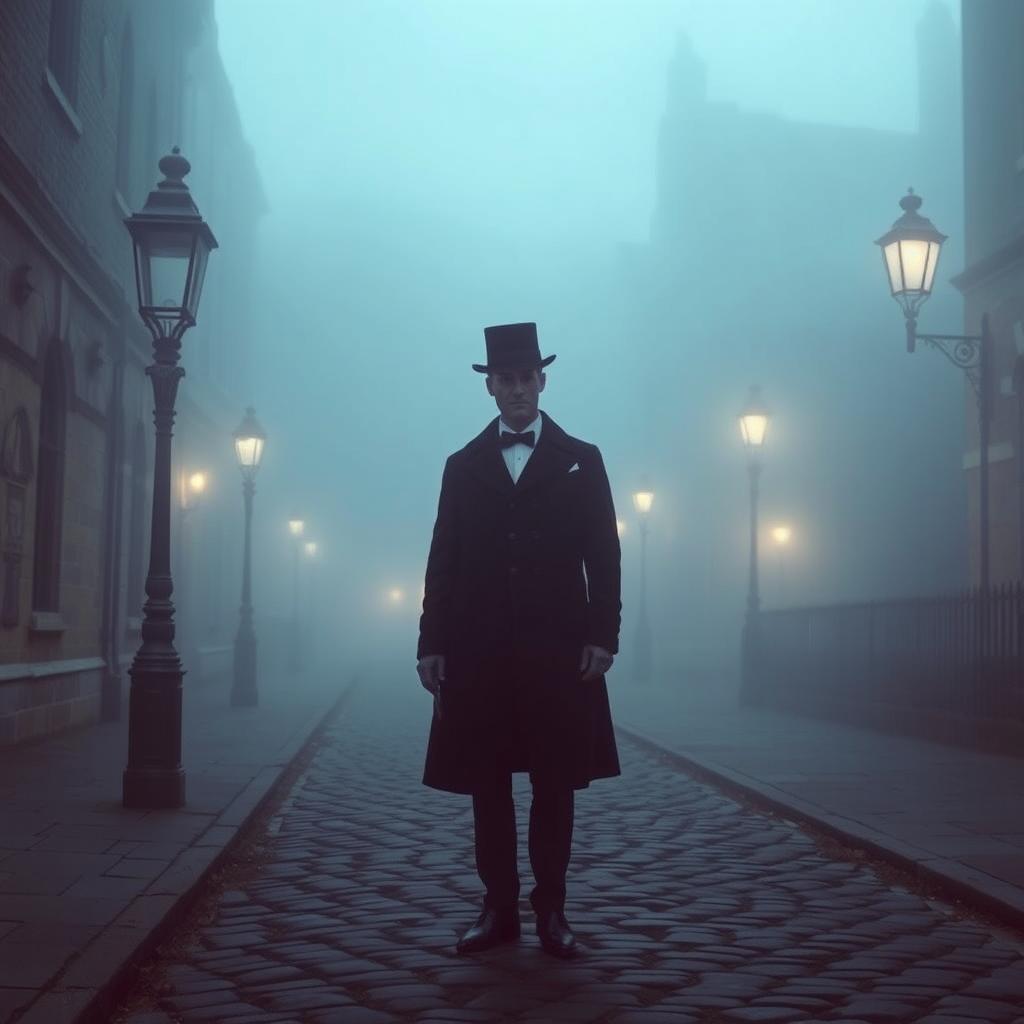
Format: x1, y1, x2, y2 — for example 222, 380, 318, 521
466, 418, 515, 496
514, 412, 577, 495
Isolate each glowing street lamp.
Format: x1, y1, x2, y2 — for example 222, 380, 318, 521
632, 490, 654, 515
875, 189, 946, 353
739, 386, 771, 702
739, 386, 770, 616
632, 483, 654, 683
770, 524, 792, 547
875, 189, 993, 592
234, 408, 265, 479
739, 386, 769, 453
388, 586, 405, 605
179, 470, 207, 511
122, 149, 217, 810
304, 541, 318, 558
231, 407, 265, 707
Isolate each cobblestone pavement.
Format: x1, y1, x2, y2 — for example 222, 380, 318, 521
115, 677, 1024, 1024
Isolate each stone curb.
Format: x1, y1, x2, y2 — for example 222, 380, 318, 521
14, 678, 359, 1024
618, 723, 1024, 936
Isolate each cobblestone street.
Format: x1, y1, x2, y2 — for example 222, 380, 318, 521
115, 675, 1024, 1024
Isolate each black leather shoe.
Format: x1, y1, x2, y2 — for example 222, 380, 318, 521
456, 907, 521, 954
536, 909, 578, 958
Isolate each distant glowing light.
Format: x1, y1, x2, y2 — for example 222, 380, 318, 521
632, 491, 654, 515
304, 541, 318, 557
388, 587, 404, 604
288, 517, 305, 537
771, 525, 793, 546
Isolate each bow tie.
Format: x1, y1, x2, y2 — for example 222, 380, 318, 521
499, 430, 535, 449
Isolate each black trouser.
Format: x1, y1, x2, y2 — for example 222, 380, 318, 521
472, 773, 574, 915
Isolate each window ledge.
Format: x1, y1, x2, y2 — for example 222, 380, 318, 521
29, 610, 67, 634
42, 67, 82, 137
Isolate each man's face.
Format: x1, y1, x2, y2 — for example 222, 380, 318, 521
486, 366, 546, 430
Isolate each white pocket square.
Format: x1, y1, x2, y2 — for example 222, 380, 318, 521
568, 462, 580, 473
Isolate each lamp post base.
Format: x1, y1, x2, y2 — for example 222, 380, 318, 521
123, 765, 185, 808
123, 662, 186, 808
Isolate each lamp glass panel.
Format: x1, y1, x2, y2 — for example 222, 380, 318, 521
740, 413, 768, 447
882, 240, 904, 294
921, 240, 941, 293
896, 238, 936, 295
140, 227, 194, 309
235, 436, 264, 469
184, 235, 212, 320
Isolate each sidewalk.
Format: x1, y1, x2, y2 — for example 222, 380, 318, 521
613, 679, 1024, 932
0, 668, 351, 1024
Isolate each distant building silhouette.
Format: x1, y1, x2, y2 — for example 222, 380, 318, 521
622, 3, 965, 674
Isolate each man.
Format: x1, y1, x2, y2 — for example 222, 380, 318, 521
417, 321, 621, 959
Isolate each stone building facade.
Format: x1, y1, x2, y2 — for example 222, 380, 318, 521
0, 0, 264, 743
953, 0, 1024, 584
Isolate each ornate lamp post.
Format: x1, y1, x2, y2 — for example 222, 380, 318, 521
740, 387, 769, 614
876, 189, 993, 591
231, 408, 266, 707
739, 387, 770, 699
632, 485, 654, 683
287, 516, 305, 672
122, 149, 217, 809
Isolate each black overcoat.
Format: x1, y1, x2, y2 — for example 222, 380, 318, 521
417, 411, 622, 794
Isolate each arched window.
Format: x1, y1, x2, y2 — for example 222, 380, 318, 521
32, 342, 67, 613
126, 422, 147, 620
115, 22, 135, 202
47, 0, 83, 102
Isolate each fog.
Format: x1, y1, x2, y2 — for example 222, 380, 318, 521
211, 0, 964, 687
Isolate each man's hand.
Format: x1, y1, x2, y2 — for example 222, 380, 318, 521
417, 655, 446, 720
579, 644, 614, 681
417, 655, 446, 695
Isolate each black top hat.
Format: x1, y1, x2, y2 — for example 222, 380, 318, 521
472, 322, 557, 374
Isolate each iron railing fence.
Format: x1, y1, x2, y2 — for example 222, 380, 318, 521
750, 582, 1024, 724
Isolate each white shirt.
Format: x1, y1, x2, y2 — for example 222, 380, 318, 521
498, 412, 542, 484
